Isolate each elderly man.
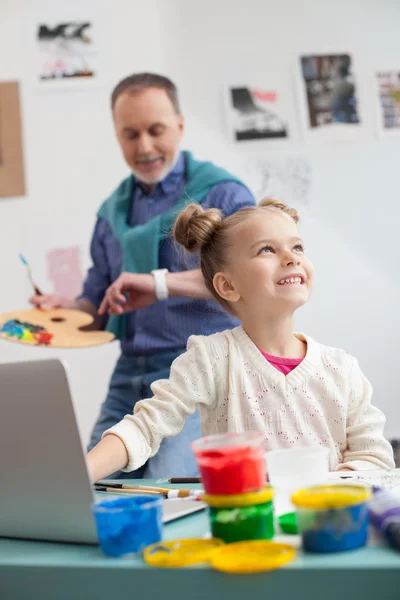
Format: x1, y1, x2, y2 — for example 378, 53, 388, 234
31, 73, 255, 478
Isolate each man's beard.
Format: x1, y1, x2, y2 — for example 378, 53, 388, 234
131, 148, 181, 186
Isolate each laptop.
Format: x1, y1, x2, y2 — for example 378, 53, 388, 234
0, 358, 205, 545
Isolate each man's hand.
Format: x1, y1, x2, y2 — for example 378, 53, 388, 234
29, 293, 73, 310
98, 269, 212, 317
98, 273, 157, 316
29, 295, 103, 330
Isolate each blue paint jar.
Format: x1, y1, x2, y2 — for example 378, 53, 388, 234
92, 495, 163, 557
291, 485, 371, 553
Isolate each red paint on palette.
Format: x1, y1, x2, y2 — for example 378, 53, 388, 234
35, 331, 54, 345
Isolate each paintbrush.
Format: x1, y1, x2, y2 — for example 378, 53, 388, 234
95, 486, 163, 496
95, 487, 202, 500
94, 483, 202, 499
96, 482, 171, 494
19, 254, 43, 296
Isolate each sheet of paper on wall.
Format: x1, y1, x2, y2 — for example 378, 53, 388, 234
376, 71, 400, 138
243, 157, 312, 208
226, 85, 290, 142
46, 246, 84, 299
0, 81, 26, 198
36, 22, 99, 85
297, 54, 363, 143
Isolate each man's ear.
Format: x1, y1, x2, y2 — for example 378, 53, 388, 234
213, 272, 241, 303
177, 114, 184, 135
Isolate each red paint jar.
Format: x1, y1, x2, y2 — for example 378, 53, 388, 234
192, 432, 266, 495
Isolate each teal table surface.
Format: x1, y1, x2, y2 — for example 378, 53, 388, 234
1, 480, 400, 600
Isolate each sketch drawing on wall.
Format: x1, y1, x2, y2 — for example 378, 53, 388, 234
244, 157, 312, 208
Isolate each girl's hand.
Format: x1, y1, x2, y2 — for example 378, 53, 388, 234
86, 434, 129, 483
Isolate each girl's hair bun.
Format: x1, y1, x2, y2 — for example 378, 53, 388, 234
173, 204, 224, 252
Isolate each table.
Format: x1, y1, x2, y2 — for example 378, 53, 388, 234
1, 480, 400, 600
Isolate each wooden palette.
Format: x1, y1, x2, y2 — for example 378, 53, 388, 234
0, 308, 115, 348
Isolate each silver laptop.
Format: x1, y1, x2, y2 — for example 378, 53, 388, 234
0, 358, 204, 545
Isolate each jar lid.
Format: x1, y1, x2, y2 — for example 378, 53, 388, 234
143, 538, 224, 568
278, 512, 298, 534
210, 540, 296, 573
291, 485, 371, 509
202, 486, 274, 507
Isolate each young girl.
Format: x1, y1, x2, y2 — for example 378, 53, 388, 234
87, 199, 394, 482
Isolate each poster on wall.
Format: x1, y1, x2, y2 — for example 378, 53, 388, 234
0, 82, 26, 198
226, 86, 289, 142
376, 71, 400, 138
298, 54, 362, 142
35, 22, 99, 86
46, 246, 83, 298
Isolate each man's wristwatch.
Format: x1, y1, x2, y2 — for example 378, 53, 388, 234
151, 268, 169, 301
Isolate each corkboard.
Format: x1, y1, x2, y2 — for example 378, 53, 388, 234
0, 81, 26, 198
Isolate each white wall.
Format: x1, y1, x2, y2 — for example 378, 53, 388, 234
1, 0, 399, 442
0, 0, 169, 443
162, 0, 400, 439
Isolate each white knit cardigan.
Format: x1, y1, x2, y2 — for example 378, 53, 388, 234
106, 326, 394, 472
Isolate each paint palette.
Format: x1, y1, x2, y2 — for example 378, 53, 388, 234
0, 308, 115, 348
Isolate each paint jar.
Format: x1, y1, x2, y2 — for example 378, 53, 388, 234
291, 485, 372, 553
265, 447, 329, 515
278, 512, 298, 534
202, 487, 274, 543
192, 432, 266, 495
369, 486, 400, 552
92, 495, 163, 557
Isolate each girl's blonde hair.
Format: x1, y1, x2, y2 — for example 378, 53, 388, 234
173, 198, 299, 312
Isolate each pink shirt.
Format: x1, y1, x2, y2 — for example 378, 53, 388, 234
259, 349, 304, 375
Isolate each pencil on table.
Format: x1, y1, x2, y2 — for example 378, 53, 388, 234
168, 477, 201, 484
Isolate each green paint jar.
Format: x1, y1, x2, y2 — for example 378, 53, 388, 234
202, 487, 274, 544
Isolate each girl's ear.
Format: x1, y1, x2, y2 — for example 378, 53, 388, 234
213, 272, 241, 303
